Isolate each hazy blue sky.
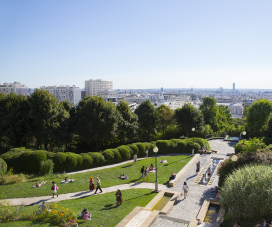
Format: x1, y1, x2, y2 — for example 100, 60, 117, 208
1, 0, 271, 89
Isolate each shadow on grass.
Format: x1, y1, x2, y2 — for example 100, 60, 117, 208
121, 164, 133, 168
100, 203, 116, 210
28, 198, 51, 206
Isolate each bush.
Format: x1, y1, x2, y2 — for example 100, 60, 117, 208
40, 159, 54, 175
112, 149, 122, 163
127, 144, 139, 155
221, 164, 272, 219
102, 149, 115, 164
80, 153, 93, 169
0, 158, 7, 176
155, 140, 171, 154
49, 152, 67, 173
64, 153, 78, 172
234, 137, 266, 154
88, 152, 105, 167
76, 155, 83, 170
174, 140, 187, 153
117, 146, 131, 161
134, 143, 146, 157
144, 142, 156, 156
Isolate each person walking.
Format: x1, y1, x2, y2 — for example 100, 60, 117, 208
183, 181, 189, 199
143, 167, 149, 181
134, 153, 137, 164
51, 181, 58, 198
140, 166, 145, 179
145, 149, 149, 159
94, 177, 103, 194
89, 177, 95, 191
196, 161, 200, 174
115, 189, 123, 207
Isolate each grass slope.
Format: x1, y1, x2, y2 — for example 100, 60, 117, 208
0, 189, 156, 227
1, 155, 192, 199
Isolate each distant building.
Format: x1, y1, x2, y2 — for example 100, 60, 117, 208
229, 103, 243, 117
233, 83, 235, 91
85, 79, 113, 96
41, 85, 81, 106
81, 90, 86, 100
161, 87, 163, 92
0, 82, 28, 96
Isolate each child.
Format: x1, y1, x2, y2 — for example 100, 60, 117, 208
83, 211, 88, 222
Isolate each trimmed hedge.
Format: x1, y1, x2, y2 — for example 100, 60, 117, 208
40, 159, 54, 175
134, 143, 146, 157
0, 158, 7, 176
127, 144, 139, 155
88, 152, 105, 167
48, 152, 67, 173
155, 140, 172, 154
117, 146, 131, 161
112, 149, 122, 163
80, 153, 93, 169
64, 153, 78, 172
102, 149, 115, 165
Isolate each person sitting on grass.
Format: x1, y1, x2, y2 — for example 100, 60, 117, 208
79, 208, 91, 220
34, 181, 47, 188
169, 173, 176, 181
233, 222, 241, 227
120, 173, 128, 180
149, 164, 155, 170
38, 202, 47, 212
255, 218, 271, 227
160, 158, 167, 163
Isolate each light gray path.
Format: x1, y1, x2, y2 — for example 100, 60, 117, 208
2, 182, 169, 206
150, 140, 237, 227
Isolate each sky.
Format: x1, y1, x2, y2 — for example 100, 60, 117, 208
0, 0, 272, 89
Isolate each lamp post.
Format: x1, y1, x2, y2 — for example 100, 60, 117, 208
153, 146, 159, 192
242, 131, 246, 140
192, 128, 195, 156
231, 154, 238, 170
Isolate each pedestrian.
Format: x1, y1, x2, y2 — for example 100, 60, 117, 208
140, 166, 145, 178
115, 189, 123, 207
183, 181, 189, 199
207, 168, 211, 179
143, 167, 149, 181
51, 181, 58, 198
94, 177, 103, 194
145, 149, 149, 159
196, 161, 200, 174
134, 153, 137, 164
89, 177, 95, 191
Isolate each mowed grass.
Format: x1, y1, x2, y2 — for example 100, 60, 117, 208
0, 155, 192, 199
0, 189, 156, 227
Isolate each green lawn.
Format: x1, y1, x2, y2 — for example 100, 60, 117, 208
0, 189, 156, 227
0, 155, 192, 199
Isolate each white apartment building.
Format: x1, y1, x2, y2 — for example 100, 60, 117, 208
0, 82, 28, 96
85, 79, 113, 96
229, 103, 243, 117
41, 85, 81, 106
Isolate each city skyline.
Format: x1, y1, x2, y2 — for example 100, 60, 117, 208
1, 1, 272, 89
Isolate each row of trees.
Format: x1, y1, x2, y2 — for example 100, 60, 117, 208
2, 90, 271, 153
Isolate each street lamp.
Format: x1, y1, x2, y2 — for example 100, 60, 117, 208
153, 146, 159, 192
242, 131, 246, 140
192, 128, 195, 156
231, 154, 238, 170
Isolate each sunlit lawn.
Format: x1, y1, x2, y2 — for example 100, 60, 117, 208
0, 189, 156, 227
0, 155, 192, 199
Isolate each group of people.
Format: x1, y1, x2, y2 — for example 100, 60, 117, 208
140, 166, 149, 180
89, 177, 103, 194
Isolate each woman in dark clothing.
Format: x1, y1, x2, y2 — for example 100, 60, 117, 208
115, 189, 123, 207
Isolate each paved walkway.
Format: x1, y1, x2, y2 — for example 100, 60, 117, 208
150, 139, 237, 227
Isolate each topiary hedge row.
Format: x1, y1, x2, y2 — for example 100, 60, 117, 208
0, 138, 209, 174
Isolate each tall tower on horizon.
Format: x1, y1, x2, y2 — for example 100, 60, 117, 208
233, 83, 235, 91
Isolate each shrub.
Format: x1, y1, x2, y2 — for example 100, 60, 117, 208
64, 153, 78, 172
102, 149, 115, 164
155, 140, 171, 154
49, 152, 67, 173
0, 158, 7, 176
40, 159, 54, 175
221, 164, 272, 219
144, 142, 156, 156
88, 152, 105, 167
117, 146, 131, 161
134, 143, 146, 157
0, 168, 26, 185
174, 140, 187, 153
126, 146, 134, 157
76, 155, 83, 170
112, 149, 122, 163
127, 144, 139, 155
80, 153, 93, 169
234, 137, 266, 154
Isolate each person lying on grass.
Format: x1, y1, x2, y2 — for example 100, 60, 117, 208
120, 173, 128, 180
33, 181, 47, 188
61, 177, 75, 183
160, 158, 168, 163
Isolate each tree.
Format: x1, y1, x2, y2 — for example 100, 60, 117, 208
75, 96, 121, 151
175, 103, 204, 137
199, 97, 219, 132
134, 100, 160, 141
116, 100, 138, 143
28, 89, 68, 149
246, 99, 272, 137
156, 104, 175, 135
